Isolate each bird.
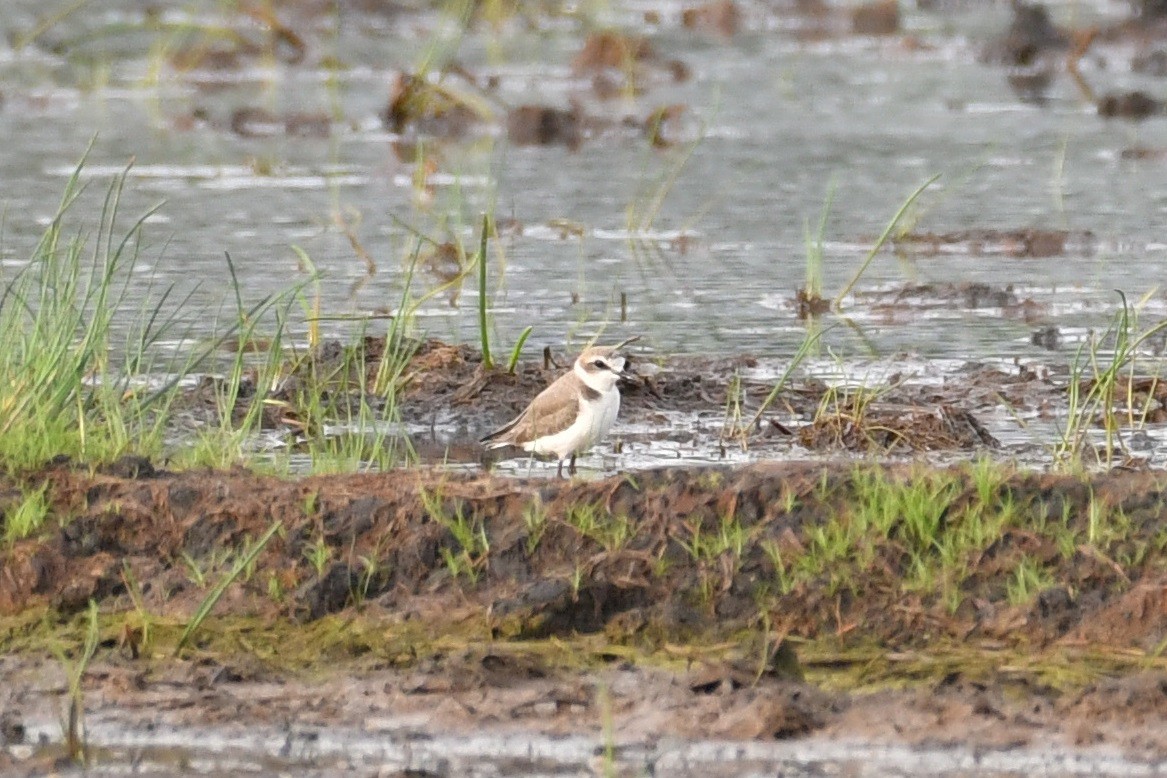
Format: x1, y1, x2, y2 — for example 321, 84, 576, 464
480, 337, 639, 477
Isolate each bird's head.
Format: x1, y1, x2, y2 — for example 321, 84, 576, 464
574, 336, 639, 392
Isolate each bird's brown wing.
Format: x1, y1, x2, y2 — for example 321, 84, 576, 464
480, 377, 580, 447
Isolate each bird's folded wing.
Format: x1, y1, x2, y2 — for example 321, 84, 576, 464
481, 392, 580, 446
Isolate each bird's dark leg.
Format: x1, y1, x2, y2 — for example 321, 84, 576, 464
568, 453, 577, 475
556, 459, 565, 478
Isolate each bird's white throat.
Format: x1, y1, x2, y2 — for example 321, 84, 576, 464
574, 355, 625, 394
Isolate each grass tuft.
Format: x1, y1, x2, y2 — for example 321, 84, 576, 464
0, 157, 170, 470
1057, 292, 1167, 469
4, 484, 51, 544
174, 519, 283, 656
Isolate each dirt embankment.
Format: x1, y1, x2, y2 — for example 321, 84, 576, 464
4, 460, 1167, 767
2, 460, 1166, 651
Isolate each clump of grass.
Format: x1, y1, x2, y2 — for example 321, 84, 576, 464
848, 467, 964, 594
4, 484, 51, 544
523, 497, 548, 554
0, 153, 434, 478
421, 488, 489, 584
758, 461, 1155, 620
720, 371, 745, 442
797, 180, 835, 319
678, 512, 748, 605
296, 336, 415, 475
563, 502, 634, 553
0, 155, 326, 475
799, 378, 893, 450
181, 237, 421, 474
294, 244, 422, 474
768, 464, 1029, 611
0, 159, 179, 470
761, 538, 797, 595
1007, 556, 1056, 607
304, 535, 333, 577
1057, 292, 1167, 468
175, 252, 310, 469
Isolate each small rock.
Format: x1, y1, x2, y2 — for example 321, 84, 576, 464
1098, 91, 1161, 120
852, 0, 899, 35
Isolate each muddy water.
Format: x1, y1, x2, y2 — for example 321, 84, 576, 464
3, 1, 1163, 469
12, 715, 1166, 777
1, 1, 1165, 363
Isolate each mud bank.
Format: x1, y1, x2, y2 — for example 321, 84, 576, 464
5, 460, 1167, 649
4, 461, 1167, 772
4, 654, 1167, 776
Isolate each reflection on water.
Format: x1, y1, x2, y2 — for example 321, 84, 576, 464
0, 1, 1164, 365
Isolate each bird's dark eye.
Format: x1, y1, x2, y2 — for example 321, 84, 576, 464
593, 359, 609, 370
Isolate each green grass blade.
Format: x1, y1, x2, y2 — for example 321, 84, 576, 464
833, 174, 940, 311
506, 326, 533, 374
174, 519, 282, 656
477, 212, 493, 370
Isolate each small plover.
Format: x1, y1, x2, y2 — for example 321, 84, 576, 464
480, 337, 638, 477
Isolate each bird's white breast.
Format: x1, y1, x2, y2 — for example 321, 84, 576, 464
523, 385, 621, 460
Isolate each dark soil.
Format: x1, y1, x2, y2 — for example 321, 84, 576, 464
5, 460, 1167, 648
4, 461, 1167, 769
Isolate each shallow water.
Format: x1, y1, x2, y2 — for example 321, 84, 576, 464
13, 714, 1167, 777
4, 0, 1159, 474
2, 1, 1166, 365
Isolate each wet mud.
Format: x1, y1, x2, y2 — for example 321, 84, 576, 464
4, 460, 1167, 772
169, 328, 1167, 478
6, 653, 1167, 776
227, 335, 1072, 459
